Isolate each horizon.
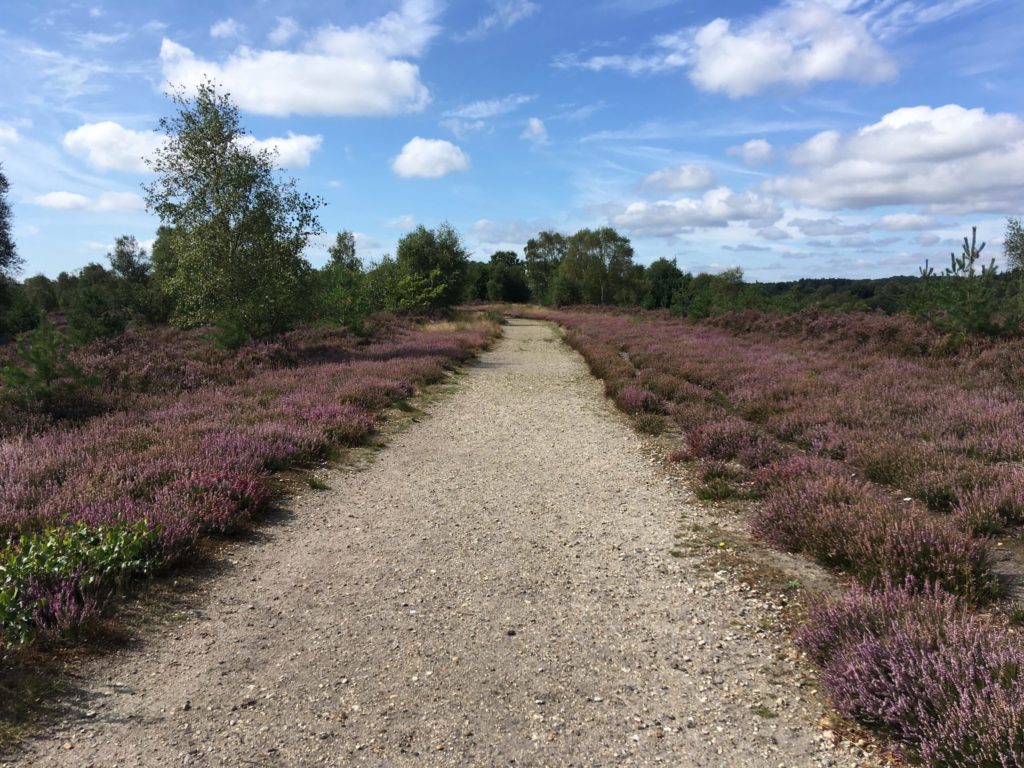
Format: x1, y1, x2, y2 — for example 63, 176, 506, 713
1, 0, 1022, 281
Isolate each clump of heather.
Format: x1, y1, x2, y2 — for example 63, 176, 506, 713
687, 418, 787, 468
0, 316, 495, 645
752, 472, 996, 602
614, 384, 665, 415
799, 579, 1024, 767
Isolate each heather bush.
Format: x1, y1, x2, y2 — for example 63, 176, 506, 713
752, 473, 996, 602
0, 315, 495, 644
799, 580, 1024, 767
0, 522, 155, 645
615, 384, 665, 415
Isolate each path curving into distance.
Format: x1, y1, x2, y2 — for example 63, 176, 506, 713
11, 320, 870, 767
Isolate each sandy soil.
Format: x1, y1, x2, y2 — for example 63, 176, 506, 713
8, 319, 879, 767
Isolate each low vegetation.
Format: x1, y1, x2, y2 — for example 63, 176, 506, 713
0, 315, 496, 647
510, 304, 1024, 765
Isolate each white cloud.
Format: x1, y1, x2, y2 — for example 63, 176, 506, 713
876, 213, 937, 231
64, 120, 322, 171
472, 218, 548, 249
0, 124, 19, 143
556, 1, 896, 97
447, 94, 534, 120
756, 225, 792, 240
443, 94, 534, 138
767, 105, 1024, 212
461, 0, 539, 40
521, 117, 549, 145
727, 138, 773, 164
387, 214, 417, 229
161, 0, 439, 116
33, 191, 90, 210
240, 131, 323, 168
609, 186, 783, 236
268, 17, 300, 46
639, 164, 715, 192
211, 18, 243, 40
915, 233, 942, 246
788, 217, 869, 236
392, 137, 469, 178
63, 121, 164, 172
93, 191, 145, 212
32, 190, 144, 213
689, 3, 896, 97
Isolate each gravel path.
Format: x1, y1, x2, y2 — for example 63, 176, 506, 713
10, 319, 875, 767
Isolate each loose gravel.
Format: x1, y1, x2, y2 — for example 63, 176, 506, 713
8, 319, 884, 767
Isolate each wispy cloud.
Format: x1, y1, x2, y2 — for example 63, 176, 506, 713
459, 0, 539, 40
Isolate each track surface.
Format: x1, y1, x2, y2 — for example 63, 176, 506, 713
12, 320, 859, 767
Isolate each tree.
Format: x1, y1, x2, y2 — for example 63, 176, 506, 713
642, 258, 686, 309
558, 227, 636, 305
394, 223, 469, 308
524, 231, 566, 304
327, 231, 360, 272
108, 235, 151, 285
1006, 217, 1024, 273
485, 251, 531, 303
0, 162, 20, 280
144, 81, 323, 340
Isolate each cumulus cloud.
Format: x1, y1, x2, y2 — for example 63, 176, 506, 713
609, 187, 783, 237
33, 190, 145, 212
240, 132, 323, 168
461, 0, 539, 40
521, 117, 549, 144
210, 18, 243, 40
688, 3, 896, 97
63, 121, 321, 170
392, 137, 470, 178
727, 139, 773, 164
268, 17, 300, 46
766, 104, 1024, 212
556, 1, 896, 97
161, 0, 438, 116
639, 164, 715, 192
63, 121, 164, 172
0, 124, 19, 143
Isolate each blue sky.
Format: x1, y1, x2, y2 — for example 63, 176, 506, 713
1, 0, 1023, 281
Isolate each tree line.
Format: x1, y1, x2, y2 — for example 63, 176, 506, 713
1, 80, 1023, 348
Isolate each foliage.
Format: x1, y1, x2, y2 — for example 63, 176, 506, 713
0, 162, 20, 281
394, 223, 469, 309
0, 523, 155, 645
642, 258, 686, 309
507, 303, 1024, 764
485, 251, 531, 303
1006, 217, 1024, 273
916, 227, 1004, 336
524, 231, 567, 303
144, 80, 323, 341
1, 320, 94, 414
0, 316, 496, 645
799, 579, 1024, 767
556, 227, 639, 306
327, 230, 360, 272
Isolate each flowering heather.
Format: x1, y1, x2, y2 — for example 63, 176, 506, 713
507, 305, 1022, 763
799, 580, 1024, 767
0, 315, 496, 644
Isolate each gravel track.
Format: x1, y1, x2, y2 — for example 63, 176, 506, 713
9, 319, 876, 767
